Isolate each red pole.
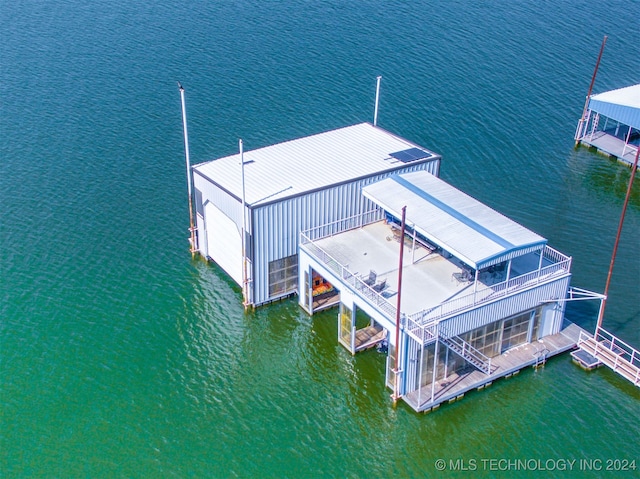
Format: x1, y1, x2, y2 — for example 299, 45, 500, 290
596, 147, 639, 333
576, 35, 607, 143
393, 206, 407, 403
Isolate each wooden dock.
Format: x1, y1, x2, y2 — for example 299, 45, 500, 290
312, 290, 340, 311
404, 322, 587, 412
354, 325, 386, 352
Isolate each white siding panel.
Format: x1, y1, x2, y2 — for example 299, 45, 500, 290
194, 172, 242, 225
204, 202, 243, 285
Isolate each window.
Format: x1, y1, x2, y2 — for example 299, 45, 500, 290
501, 311, 533, 353
460, 320, 502, 358
194, 188, 203, 216
268, 254, 298, 297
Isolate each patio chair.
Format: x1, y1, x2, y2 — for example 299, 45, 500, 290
364, 270, 377, 286
452, 270, 472, 284
373, 279, 387, 292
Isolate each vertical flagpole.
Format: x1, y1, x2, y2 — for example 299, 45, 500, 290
178, 82, 197, 257
373, 76, 382, 126
240, 139, 249, 308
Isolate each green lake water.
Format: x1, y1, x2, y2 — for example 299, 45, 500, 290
2, 1, 639, 477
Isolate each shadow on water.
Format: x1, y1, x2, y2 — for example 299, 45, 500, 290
570, 147, 640, 206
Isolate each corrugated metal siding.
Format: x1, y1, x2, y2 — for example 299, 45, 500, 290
441, 275, 571, 338
589, 84, 640, 130
251, 160, 440, 305
193, 172, 243, 226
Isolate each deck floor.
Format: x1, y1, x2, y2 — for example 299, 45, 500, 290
579, 131, 638, 167
312, 221, 487, 315
354, 325, 386, 352
404, 322, 587, 412
312, 291, 340, 311
576, 337, 640, 386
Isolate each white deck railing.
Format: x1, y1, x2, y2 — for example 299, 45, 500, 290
302, 228, 571, 345
301, 209, 384, 243
408, 247, 571, 328
579, 328, 640, 368
301, 239, 397, 319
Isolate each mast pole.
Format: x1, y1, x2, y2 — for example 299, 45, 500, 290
575, 35, 607, 144
392, 205, 407, 404
178, 82, 197, 257
240, 139, 249, 308
373, 76, 382, 126
596, 146, 639, 333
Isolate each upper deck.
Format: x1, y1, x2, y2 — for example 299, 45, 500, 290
301, 214, 572, 333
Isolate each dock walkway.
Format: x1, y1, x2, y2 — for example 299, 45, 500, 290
578, 131, 638, 167
574, 328, 640, 386
404, 322, 586, 412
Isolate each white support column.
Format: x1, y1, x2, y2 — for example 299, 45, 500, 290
537, 247, 545, 275
417, 341, 424, 407
373, 76, 382, 126
622, 125, 632, 157
430, 339, 439, 404
444, 346, 449, 380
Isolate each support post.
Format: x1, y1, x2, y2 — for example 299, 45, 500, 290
373, 76, 382, 126
240, 139, 249, 309
392, 205, 407, 404
596, 146, 639, 333
575, 36, 607, 144
178, 82, 197, 256
430, 330, 438, 404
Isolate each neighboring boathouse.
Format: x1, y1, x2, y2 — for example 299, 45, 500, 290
190, 122, 593, 411
575, 83, 640, 167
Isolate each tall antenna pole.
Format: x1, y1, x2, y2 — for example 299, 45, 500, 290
596, 147, 639, 333
178, 82, 197, 257
240, 139, 249, 308
373, 75, 382, 126
392, 205, 406, 404
575, 36, 607, 143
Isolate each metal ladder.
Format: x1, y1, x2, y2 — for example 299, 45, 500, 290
533, 348, 550, 368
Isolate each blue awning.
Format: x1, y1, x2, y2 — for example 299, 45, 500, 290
362, 171, 547, 270
588, 84, 640, 130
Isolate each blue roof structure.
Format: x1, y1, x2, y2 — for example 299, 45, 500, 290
588, 84, 640, 130
362, 171, 547, 270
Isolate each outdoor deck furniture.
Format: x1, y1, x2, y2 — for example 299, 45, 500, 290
363, 270, 377, 286
452, 270, 472, 284
373, 279, 387, 292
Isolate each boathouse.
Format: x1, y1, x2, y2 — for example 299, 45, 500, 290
299, 170, 580, 412
575, 83, 640, 167
191, 123, 441, 306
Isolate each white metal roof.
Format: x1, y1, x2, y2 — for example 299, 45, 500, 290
362, 171, 547, 269
192, 123, 439, 206
588, 84, 640, 130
